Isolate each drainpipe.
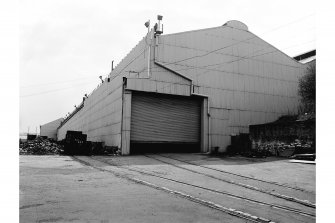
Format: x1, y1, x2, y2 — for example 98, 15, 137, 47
120, 77, 127, 154
205, 97, 211, 153
208, 108, 211, 153
147, 29, 154, 78
127, 30, 154, 80
153, 34, 193, 94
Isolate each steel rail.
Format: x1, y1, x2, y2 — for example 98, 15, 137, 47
143, 154, 315, 208
71, 156, 264, 223
157, 154, 313, 193
88, 156, 315, 218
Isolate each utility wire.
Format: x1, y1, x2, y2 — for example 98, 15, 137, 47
154, 39, 315, 92
154, 26, 316, 63
108, 42, 148, 81
159, 13, 315, 66
22, 15, 315, 98
127, 39, 315, 75
261, 13, 315, 35
197, 40, 316, 70
174, 40, 315, 76
20, 76, 98, 88
20, 82, 95, 98
128, 23, 315, 74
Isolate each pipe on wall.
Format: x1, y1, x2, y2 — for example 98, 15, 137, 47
120, 77, 127, 151
127, 30, 154, 80
147, 29, 154, 78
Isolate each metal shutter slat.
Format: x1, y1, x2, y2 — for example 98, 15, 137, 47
130, 92, 200, 143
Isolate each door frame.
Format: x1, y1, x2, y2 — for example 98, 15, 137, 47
121, 90, 209, 155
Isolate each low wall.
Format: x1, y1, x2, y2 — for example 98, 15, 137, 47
249, 116, 315, 157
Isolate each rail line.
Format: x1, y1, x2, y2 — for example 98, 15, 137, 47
71, 156, 266, 223
143, 154, 315, 208
157, 154, 312, 193
88, 156, 315, 218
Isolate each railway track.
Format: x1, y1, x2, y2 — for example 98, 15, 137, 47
82, 156, 315, 220
157, 154, 312, 193
143, 154, 315, 208
71, 156, 265, 223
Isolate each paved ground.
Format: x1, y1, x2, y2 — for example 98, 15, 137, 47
20, 154, 315, 223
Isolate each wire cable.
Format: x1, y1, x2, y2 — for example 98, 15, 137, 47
154, 26, 315, 62
128, 39, 315, 76
20, 76, 98, 89
20, 82, 95, 98
154, 39, 315, 92
159, 13, 315, 66
108, 41, 148, 81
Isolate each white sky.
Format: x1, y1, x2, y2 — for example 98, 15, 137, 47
19, 0, 316, 134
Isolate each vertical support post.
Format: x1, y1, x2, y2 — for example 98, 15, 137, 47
121, 90, 132, 155
201, 97, 209, 153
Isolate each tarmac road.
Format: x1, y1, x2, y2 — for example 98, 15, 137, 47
20, 154, 315, 223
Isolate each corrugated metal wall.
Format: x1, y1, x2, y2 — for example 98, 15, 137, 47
155, 23, 305, 152
57, 76, 123, 147
123, 30, 193, 96
40, 118, 63, 140
56, 23, 306, 153
57, 32, 154, 147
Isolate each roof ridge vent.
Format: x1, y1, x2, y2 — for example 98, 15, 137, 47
223, 20, 248, 31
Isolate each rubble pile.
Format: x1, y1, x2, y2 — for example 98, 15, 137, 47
251, 139, 314, 158
247, 114, 315, 159
19, 137, 64, 155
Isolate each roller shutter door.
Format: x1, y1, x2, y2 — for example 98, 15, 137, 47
131, 92, 201, 144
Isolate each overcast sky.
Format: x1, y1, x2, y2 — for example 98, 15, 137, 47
19, 0, 315, 134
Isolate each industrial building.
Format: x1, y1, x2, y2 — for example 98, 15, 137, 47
293, 49, 316, 64
57, 19, 307, 155
40, 118, 64, 140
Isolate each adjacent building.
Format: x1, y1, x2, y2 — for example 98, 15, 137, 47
40, 118, 63, 140
293, 49, 316, 64
57, 20, 307, 155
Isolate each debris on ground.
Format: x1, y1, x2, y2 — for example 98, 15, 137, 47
290, 153, 316, 161
227, 135, 314, 158
250, 139, 315, 158
244, 114, 315, 158
19, 134, 121, 156
19, 137, 64, 155
61, 131, 120, 156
